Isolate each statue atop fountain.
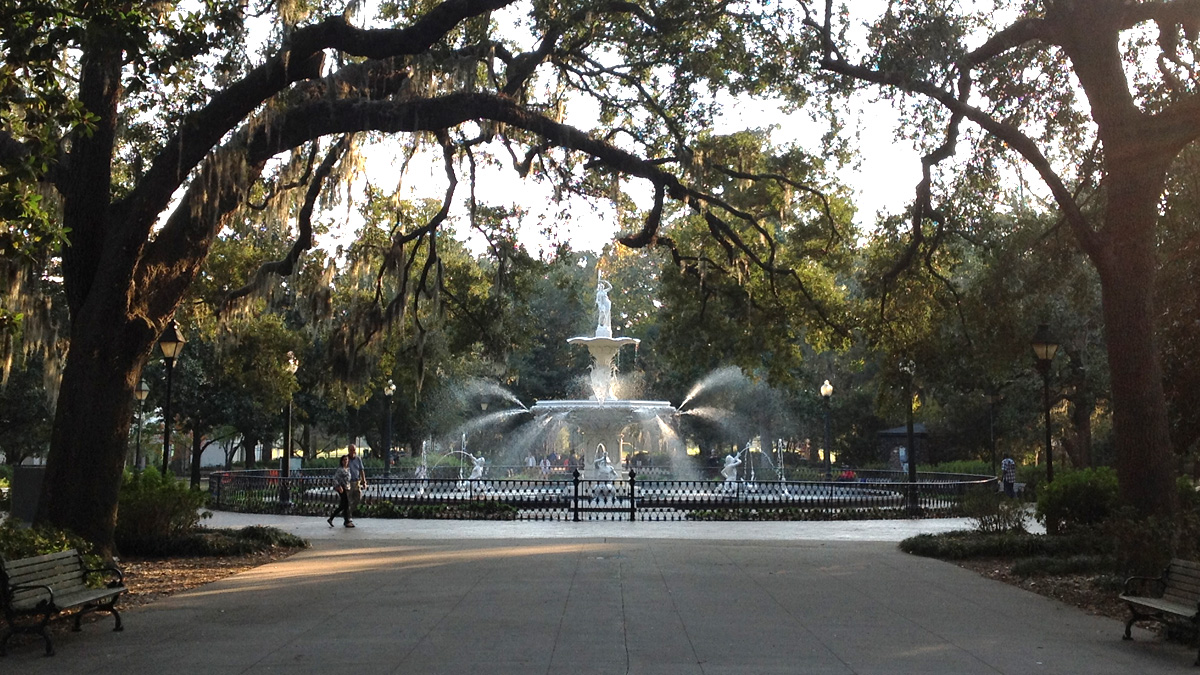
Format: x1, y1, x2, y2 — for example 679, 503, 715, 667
595, 277, 613, 338
568, 271, 639, 402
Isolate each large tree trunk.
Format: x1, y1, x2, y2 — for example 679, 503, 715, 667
1094, 168, 1177, 518
39, 316, 157, 556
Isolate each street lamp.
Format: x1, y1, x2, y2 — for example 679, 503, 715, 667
383, 379, 395, 478
1031, 323, 1060, 484
820, 379, 833, 479
899, 359, 919, 514
281, 351, 298, 507
134, 379, 150, 471
158, 320, 185, 476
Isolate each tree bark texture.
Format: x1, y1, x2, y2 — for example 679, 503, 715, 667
1093, 165, 1177, 517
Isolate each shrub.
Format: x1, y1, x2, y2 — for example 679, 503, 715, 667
927, 459, 993, 476
1036, 467, 1120, 535
1015, 464, 1043, 499
115, 468, 210, 553
899, 530, 1110, 560
962, 488, 1028, 533
0, 517, 95, 560
119, 526, 308, 558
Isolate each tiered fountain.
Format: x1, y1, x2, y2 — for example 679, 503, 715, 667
530, 272, 680, 481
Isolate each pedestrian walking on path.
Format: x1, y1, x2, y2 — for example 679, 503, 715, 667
347, 443, 367, 518
327, 455, 354, 528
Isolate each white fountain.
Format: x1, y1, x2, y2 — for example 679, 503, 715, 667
530, 271, 679, 481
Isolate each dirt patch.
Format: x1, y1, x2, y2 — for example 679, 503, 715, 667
116, 548, 302, 608
956, 558, 1129, 622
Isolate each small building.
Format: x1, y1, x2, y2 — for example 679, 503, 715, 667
878, 423, 929, 470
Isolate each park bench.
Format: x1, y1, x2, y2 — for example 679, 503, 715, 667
1121, 558, 1200, 665
1, 549, 125, 656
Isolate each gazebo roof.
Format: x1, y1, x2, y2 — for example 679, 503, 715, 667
877, 423, 928, 437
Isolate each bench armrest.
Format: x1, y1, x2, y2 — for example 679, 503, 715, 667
86, 564, 125, 588
9, 582, 56, 606
1123, 574, 1166, 597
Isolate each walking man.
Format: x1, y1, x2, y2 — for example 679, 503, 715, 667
347, 443, 368, 518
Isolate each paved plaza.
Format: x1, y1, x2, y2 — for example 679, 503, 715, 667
4, 513, 1195, 674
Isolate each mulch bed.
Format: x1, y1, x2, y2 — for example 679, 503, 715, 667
956, 558, 1129, 622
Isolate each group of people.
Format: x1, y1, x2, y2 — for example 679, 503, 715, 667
524, 451, 582, 476
327, 444, 368, 528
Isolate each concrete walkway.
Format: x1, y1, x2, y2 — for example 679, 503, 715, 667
4, 513, 1192, 674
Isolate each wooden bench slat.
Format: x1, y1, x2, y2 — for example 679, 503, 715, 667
7, 561, 81, 580
11, 569, 90, 589
2, 548, 125, 656
1, 550, 78, 571
1120, 594, 1197, 617
10, 588, 123, 612
1171, 559, 1200, 573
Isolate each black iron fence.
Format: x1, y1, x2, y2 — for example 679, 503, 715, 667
208, 468, 996, 522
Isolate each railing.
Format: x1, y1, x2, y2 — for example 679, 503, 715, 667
208, 468, 996, 522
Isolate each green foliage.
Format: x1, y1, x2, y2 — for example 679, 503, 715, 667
1105, 502, 1200, 576
359, 500, 517, 520
927, 460, 993, 476
114, 468, 210, 553
1016, 464, 1044, 499
118, 526, 308, 558
899, 530, 1111, 560
1036, 467, 1120, 535
0, 517, 94, 561
962, 488, 1027, 533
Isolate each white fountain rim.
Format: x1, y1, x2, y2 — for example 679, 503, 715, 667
566, 335, 641, 346
531, 399, 674, 410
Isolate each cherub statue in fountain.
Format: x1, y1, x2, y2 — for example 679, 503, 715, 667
595, 276, 613, 337
721, 452, 743, 491
593, 443, 618, 502
469, 454, 487, 481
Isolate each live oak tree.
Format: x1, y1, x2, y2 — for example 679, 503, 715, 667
1, 0, 826, 552
799, 0, 1200, 518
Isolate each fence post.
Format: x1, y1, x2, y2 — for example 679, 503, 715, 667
572, 469, 581, 522
628, 470, 637, 520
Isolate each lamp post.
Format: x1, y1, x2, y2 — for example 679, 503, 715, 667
134, 379, 150, 471
899, 359, 919, 514
158, 321, 186, 476
281, 351, 298, 507
820, 379, 833, 480
383, 379, 395, 478
1031, 324, 1060, 484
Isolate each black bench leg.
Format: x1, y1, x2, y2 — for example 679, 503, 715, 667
0, 628, 10, 656
110, 607, 123, 632
1124, 614, 1135, 640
